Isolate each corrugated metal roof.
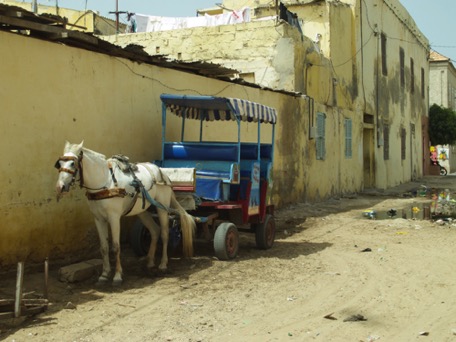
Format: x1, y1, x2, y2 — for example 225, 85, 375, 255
0, 3, 238, 78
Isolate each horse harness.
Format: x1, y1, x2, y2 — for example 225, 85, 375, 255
86, 154, 137, 201
55, 152, 170, 212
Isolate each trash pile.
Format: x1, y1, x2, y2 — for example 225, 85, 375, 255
430, 188, 456, 218
362, 186, 456, 224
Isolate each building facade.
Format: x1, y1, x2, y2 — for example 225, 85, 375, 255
0, 1, 431, 266
105, 0, 430, 189
429, 51, 456, 173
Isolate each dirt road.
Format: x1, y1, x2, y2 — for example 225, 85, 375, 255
1, 176, 456, 341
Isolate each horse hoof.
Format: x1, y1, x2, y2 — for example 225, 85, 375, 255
96, 276, 109, 286
112, 279, 123, 287
112, 274, 123, 287
145, 267, 158, 277
157, 267, 171, 276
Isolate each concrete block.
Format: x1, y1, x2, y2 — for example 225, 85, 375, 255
58, 259, 103, 283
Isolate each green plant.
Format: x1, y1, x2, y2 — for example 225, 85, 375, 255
429, 104, 456, 145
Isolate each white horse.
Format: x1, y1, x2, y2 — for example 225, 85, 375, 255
55, 141, 195, 285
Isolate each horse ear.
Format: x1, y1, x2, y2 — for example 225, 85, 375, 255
64, 141, 70, 152
77, 141, 84, 150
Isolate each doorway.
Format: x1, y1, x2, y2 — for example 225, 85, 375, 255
363, 127, 375, 188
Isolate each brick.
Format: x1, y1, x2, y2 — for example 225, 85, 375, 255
58, 259, 103, 283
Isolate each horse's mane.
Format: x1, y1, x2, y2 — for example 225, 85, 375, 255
82, 147, 107, 161
65, 143, 107, 161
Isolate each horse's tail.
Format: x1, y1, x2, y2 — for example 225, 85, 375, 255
170, 192, 195, 257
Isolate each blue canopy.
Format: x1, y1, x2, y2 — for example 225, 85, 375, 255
160, 94, 277, 124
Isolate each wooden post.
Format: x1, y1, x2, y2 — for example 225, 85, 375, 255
115, 0, 119, 33
275, 0, 279, 22
109, 0, 127, 34
14, 262, 24, 318
44, 258, 49, 299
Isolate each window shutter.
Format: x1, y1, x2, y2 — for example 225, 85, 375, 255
316, 112, 326, 160
345, 119, 352, 158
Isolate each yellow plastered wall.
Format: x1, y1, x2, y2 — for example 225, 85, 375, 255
3, 29, 364, 267
294, 0, 427, 187
6, 0, 413, 266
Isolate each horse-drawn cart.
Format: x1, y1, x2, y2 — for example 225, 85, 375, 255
130, 94, 277, 260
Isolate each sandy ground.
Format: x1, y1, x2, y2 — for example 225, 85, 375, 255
2, 176, 456, 342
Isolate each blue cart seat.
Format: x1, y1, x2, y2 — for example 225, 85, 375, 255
164, 143, 238, 161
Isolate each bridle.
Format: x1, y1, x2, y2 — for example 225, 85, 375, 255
54, 151, 84, 188
54, 150, 122, 193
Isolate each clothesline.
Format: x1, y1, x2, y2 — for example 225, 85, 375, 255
132, 7, 251, 33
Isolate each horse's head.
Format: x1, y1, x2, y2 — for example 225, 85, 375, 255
55, 141, 84, 201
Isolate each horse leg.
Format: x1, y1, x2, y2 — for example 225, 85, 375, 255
94, 217, 110, 284
156, 208, 169, 270
108, 216, 123, 286
138, 211, 161, 269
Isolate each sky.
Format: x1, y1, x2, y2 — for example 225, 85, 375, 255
23, 0, 456, 63
44, 0, 220, 17
400, 0, 456, 63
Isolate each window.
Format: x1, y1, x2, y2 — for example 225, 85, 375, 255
316, 112, 326, 160
383, 124, 389, 160
363, 113, 374, 124
381, 33, 387, 76
345, 118, 352, 158
399, 48, 405, 87
401, 127, 406, 160
421, 67, 425, 98
410, 58, 415, 94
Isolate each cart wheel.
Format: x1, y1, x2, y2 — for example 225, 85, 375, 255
253, 214, 276, 250
129, 219, 150, 257
129, 218, 181, 257
440, 166, 448, 176
214, 222, 239, 260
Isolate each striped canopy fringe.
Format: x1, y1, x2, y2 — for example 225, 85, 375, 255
228, 98, 277, 124
167, 99, 277, 124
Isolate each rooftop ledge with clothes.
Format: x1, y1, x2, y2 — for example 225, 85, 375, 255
125, 3, 301, 34
126, 6, 252, 33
